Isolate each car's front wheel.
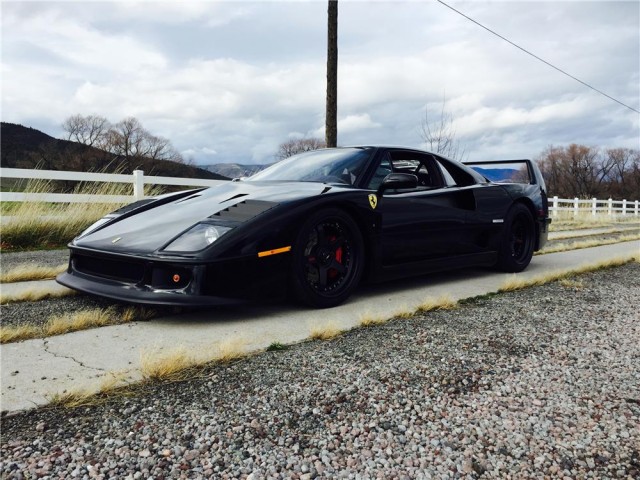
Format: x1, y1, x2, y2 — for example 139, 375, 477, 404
496, 203, 536, 272
291, 208, 364, 308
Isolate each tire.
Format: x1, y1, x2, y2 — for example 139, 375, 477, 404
496, 203, 535, 273
290, 208, 364, 308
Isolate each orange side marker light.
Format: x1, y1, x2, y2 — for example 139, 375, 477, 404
257, 246, 292, 258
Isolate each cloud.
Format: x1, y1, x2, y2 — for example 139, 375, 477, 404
1, 0, 638, 165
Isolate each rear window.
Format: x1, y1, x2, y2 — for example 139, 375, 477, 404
466, 161, 533, 184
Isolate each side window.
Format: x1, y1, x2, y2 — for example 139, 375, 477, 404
367, 154, 393, 190
435, 160, 457, 187
389, 153, 445, 189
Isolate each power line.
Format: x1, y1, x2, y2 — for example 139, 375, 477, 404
436, 0, 640, 114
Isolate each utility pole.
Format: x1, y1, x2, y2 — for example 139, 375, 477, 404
325, 0, 338, 148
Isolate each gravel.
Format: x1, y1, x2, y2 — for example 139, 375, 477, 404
1, 262, 639, 479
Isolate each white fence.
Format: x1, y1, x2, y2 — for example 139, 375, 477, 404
1, 168, 639, 216
0, 168, 226, 203
549, 196, 639, 217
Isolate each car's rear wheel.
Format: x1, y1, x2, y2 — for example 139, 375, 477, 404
496, 203, 535, 272
291, 208, 364, 308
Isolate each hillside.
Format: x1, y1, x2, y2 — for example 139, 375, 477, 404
1, 122, 228, 181
202, 162, 271, 179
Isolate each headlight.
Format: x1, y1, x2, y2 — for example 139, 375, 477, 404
163, 224, 231, 252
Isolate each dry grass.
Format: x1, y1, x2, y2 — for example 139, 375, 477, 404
121, 306, 156, 323
415, 295, 458, 313
48, 372, 131, 408
0, 306, 154, 344
0, 324, 40, 344
359, 297, 457, 328
549, 212, 639, 232
498, 255, 637, 293
309, 321, 343, 340
359, 312, 390, 327
215, 338, 248, 363
140, 347, 198, 381
550, 227, 639, 241
559, 278, 584, 289
1, 174, 164, 251
0, 264, 67, 283
538, 233, 640, 255
46, 308, 115, 336
0, 285, 76, 304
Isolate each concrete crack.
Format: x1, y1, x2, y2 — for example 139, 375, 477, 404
43, 340, 105, 372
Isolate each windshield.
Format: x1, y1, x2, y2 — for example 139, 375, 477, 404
248, 148, 373, 185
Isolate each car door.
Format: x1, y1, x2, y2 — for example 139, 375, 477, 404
370, 151, 473, 266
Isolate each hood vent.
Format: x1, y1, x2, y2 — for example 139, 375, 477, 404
175, 193, 203, 204
220, 193, 248, 203
211, 200, 276, 222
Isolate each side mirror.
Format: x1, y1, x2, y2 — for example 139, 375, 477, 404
377, 173, 418, 195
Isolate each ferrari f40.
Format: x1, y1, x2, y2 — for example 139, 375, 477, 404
57, 147, 551, 308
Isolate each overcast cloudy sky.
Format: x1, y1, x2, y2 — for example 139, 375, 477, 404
2, 0, 639, 165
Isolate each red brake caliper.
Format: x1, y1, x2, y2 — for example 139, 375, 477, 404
329, 235, 342, 279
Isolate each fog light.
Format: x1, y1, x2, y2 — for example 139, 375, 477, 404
173, 274, 181, 283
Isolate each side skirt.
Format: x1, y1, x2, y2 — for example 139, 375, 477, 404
372, 251, 498, 282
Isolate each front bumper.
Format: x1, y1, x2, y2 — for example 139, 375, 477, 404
56, 248, 290, 306
57, 271, 244, 306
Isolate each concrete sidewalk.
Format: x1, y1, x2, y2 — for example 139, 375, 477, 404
2, 240, 638, 414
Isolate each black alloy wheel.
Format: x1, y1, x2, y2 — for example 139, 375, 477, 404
291, 209, 364, 308
496, 203, 535, 272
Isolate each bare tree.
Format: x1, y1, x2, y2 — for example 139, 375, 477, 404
276, 137, 326, 160
536, 144, 640, 199
62, 114, 110, 148
325, 0, 338, 148
106, 117, 184, 167
420, 96, 466, 161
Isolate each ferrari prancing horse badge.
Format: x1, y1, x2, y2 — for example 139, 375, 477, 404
368, 194, 377, 209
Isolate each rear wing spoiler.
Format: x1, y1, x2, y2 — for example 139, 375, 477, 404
463, 159, 546, 190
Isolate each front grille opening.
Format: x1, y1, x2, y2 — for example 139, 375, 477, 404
73, 254, 144, 283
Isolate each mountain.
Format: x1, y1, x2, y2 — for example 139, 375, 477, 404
201, 163, 272, 179
0, 122, 228, 181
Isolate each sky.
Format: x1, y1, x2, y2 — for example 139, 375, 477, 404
1, 0, 639, 166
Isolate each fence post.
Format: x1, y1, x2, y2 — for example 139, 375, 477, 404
552, 196, 558, 217
635, 200, 639, 217
622, 199, 627, 216
591, 198, 597, 216
133, 170, 144, 200
607, 198, 613, 216
573, 197, 579, 216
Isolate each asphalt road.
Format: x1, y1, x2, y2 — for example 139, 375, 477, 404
1, 240, 638, 414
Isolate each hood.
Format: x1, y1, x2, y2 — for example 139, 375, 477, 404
74, 181, 339, 254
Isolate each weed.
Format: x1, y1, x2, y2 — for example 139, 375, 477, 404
266, 342, 286, 351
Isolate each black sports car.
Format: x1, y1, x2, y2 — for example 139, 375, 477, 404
57, 147, 551, 308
